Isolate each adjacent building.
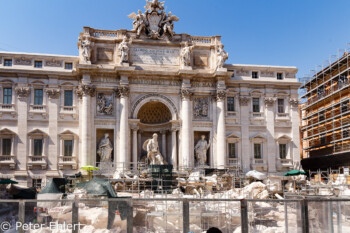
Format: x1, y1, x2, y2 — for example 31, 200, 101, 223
300, 52, 350, 171
0, 0, 300, 187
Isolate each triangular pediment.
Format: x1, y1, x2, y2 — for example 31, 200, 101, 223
28, 129, 48, 136
0, 128, 17, 135
59, 130, 77, 136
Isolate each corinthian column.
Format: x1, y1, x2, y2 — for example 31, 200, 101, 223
77, 81, 96, 167
180, 88, 193, 169
118, 85, 130, 170
130, 123, 139, 170
160, 130, 167, 159
216, 89, 227, 169
171, 126, 179, 170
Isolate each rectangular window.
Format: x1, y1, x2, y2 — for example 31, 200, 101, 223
34, 89, 43, 105
3, 88, 12, 104
4, 59, 12, 67
320, 135, 326, 145
279, 144, 287, 159
32, 179, 42, 189
227, 97, 235, 112
64, 90, 73, 106
228, 143, 236, 158
252, 71, 259, 79
343, 129, 349, 139
252, 98, 260, 112
64, 140, 73, 156
2, 138, 11, 155
33, 139, 43, 156
254, 143, 262, 159
278, 99, 284, 113
34, 61, 42, 68
277, 73, 283, 80
65, 63, 73, 70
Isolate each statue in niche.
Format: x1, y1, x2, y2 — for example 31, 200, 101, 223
97, 93, 113, 115
180, 42, 194, 67
81, 38, 91, 62
97, 133, 113, 162
193, 98, 209, 118
195, 135, 211, 166
216, 44, 228, 69
118, 36, 132, 64
143, 133, 167, 165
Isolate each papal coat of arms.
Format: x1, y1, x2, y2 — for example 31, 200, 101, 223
128, 0, 179, 40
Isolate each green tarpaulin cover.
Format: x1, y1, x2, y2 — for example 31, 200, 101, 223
76, 177, 117, 198
284, 170, 307, 176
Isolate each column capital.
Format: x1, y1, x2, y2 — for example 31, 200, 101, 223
264, 97, 276, 107
46, 88, 61, 99
289, 98, 299, 108
130, 124, 139, 131
239, 96, 250, 106
180, 88, 193, 100
116, 85, 130, 98
216, 89, 227, 101
15, 86, 30, 99
160, 129, 167, 134
76, 84, 96, 98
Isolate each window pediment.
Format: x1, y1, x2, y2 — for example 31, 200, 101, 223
276, 135, 291, 142
28, 129, 48, 137
0, 128, 17, 135
250, 134, 266, 142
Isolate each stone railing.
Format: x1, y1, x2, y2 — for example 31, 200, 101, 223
190, 36, 213, 45
59, 106, 78, 119
58, 156, 77, 169
28, 155, 47, 169
29, 104, 47, 112
251, 158, 267, 171
0, 155, 16, 169
227, 158, 239, 166
0, 104, 15, 112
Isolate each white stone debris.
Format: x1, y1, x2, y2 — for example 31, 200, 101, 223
246, 170, 267, 180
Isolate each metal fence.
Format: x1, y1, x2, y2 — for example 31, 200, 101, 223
0, 198, 349, 233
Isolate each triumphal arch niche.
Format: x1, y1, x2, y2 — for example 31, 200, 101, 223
77, 0, 231, 171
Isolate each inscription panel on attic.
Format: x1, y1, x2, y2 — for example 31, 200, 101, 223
130, 47, 180, 65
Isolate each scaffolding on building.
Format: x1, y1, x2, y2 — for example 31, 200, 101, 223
300, 44, 350, 163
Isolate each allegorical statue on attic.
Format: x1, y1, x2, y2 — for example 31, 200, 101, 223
80, 37, 91, 63
180, 42, 194, 67
216, 44, 229, 70
143, 133, 167, 165
117, 36, 132, 64
128, 0, 179, 40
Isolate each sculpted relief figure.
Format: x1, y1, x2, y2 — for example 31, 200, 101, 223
216, 44, 229, 70
143, 133, 167, 165
97, 93, 113, 115
97, 133, 113, 162
180, 42, 194, 67
193, 98, 209, 118
195, 135, 211, 166
118, 36, 132, 64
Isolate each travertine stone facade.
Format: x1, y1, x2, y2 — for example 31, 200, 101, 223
0, 0, 300, 186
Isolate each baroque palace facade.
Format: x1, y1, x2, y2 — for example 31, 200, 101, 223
0, 0, 300, 186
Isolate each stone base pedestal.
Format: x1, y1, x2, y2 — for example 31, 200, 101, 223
148, 165, 173, 193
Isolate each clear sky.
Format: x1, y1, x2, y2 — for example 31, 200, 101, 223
0, 0, 350, 79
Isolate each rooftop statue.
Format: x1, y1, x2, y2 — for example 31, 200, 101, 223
128, 0, 179, 40
216, 44, 229, 70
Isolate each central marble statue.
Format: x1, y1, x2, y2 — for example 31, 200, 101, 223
143, 133, 167, 165
97, 133, 113, 162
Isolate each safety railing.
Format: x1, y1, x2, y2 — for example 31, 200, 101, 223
1, 198, 349, 233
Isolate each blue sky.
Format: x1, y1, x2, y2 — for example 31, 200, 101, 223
0, 0, 350, 78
